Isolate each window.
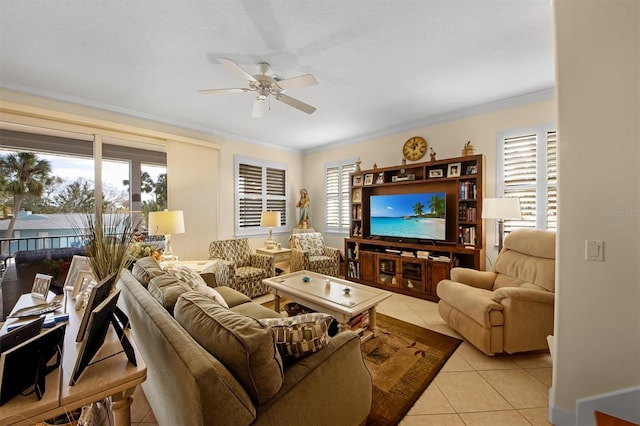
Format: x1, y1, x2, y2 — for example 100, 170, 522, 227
497, 125, 557, 231
325, 158, 358, 233
235, 156, 287, 236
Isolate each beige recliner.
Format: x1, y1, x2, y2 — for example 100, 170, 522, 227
437, 228, 555, 356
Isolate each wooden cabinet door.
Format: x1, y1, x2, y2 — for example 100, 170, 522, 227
359, 251, 376, 282
428, 261, 451, 299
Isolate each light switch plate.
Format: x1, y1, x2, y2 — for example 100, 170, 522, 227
585, 240, 604, 261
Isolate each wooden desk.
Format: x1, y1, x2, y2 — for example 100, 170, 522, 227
0, 291, 146, 426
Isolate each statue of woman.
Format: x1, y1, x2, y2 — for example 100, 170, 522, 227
297, 188, 310, 228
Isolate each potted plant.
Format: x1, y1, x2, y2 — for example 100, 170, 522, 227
70, 212, 139, 287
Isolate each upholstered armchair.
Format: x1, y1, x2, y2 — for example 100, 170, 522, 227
208, 238, 275, 298
289, 232, 341, 277
437, 229, 556, 356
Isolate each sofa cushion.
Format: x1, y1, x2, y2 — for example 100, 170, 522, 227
174, 292, 284, 404
231, 302, 282, 320
260, 313, 333, 359
131, 256, 164, 287
214, 286, 252, 308
147, 274, 190, 313
166, 266, 229, 308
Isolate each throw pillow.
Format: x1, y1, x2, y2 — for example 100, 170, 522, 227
196, 284, 229, 309
260, 312, 333, 359
166, 266, 208, 289
174, 292, 284, 404
166, 266, 229, 308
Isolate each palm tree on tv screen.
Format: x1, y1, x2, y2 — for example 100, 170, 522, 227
412, 201, 425, 217
429, 194, 446, 218
0, 152, 52, 254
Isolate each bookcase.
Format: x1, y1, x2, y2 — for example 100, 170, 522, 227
345, 154, 485, 301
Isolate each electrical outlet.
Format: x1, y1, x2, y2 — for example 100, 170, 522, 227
585, 240, 604, 261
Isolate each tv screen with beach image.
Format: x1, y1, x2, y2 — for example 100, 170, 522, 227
370, 192, 446, 241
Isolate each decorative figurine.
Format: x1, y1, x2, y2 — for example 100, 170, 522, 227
355, 159, 362, 171
461, 140, 476, 156
429, 147, 436, 162
297, 188, 310, 228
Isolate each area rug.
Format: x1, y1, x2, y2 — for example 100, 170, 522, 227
262, 299, 462, 425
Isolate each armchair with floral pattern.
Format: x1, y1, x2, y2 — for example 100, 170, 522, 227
208, 238, 275, 298
289, 232, 340, 277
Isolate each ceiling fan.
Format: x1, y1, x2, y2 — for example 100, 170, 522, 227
198, 58, 318, 117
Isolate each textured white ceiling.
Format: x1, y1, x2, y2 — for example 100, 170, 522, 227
0, 0, 554, 151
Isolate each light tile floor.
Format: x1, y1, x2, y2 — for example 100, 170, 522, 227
130, 292, 552, 426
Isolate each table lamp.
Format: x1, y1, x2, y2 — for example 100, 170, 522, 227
482, 198, 521, 253
261, 211, 280, 249
148, 210, 185, 262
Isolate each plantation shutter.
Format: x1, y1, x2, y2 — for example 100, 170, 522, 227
236, 157, 288, 234
238, 163, 263, 229
325, 160, 356, 231
500, 127, 557, 232
326, 165, 341, 228
266, 167, 286, 226
546, 131, 557, 231
503, 133, 537, 232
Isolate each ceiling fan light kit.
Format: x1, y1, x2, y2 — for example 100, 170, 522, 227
198, 58, 318, 117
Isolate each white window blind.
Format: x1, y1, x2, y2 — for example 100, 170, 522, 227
498, 126, 557, 232
235, 156, 287, 236
325, 159, 357, 232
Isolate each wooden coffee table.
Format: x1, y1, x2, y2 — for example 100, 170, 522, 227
263, 270, 392, 342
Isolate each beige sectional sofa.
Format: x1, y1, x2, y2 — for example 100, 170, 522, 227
117, 258, 372, 426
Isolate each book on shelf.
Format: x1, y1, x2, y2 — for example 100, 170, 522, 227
459, 181, 477, 200
400, 251, 415, 257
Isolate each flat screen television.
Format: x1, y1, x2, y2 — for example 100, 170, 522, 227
369, 192, 447, 242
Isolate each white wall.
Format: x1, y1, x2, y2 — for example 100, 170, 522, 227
552, 1, 640, 424
304, 99, 555, 260
167, 141, 219, 260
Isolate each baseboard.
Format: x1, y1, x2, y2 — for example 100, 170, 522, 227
576, 386, 640, 426
550, 386, 640, 426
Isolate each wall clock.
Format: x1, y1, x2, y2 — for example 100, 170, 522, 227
402, 136, 427, 161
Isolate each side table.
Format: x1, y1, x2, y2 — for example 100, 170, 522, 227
255, 247, 292, 274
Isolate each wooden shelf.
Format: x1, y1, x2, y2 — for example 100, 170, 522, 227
345, 154, 485, 300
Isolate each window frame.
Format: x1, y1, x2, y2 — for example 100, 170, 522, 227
234, 155, 288, 237
496, 123, 557, 232
324, 157, 358, 234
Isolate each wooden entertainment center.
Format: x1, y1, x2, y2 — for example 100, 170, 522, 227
344, 154, 485, 301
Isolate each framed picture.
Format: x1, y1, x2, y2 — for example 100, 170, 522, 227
31, 273, 53, 299
76, 272, 118, 343
352, 188, 362, 203
447, 162, 461, 177
465, 165, 478, 175
429, 169, 443, 178
364, 173, 374, 185
70, 289, 136, 386
352, 175, 363, 186
73, 270, 96, 301
375, 172, 385, 184
64, 255, 91, 293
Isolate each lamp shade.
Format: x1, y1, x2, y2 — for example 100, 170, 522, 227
148, 210, 185, 236
260, 211, 281, 228
482, 198, 522, 220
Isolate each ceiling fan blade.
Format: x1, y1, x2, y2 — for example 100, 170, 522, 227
276, 74, 318, 90
252, 98, 266, 118
197, 88, 251, 95
275, 94, 316, 114
219, 58, 258, 82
